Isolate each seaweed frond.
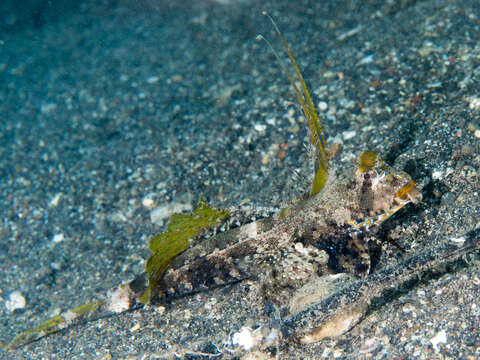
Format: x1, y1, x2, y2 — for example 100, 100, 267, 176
261, 12, 328, 196
139, 199, 229, 304
5, 301, 102, 350
358, 150, 379, 172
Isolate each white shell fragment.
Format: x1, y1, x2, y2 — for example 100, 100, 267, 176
232, 327, 257, 351
142, 196, 155, 208
432, 170, 443, 180
430, 329, 447, 351
5, 291, 26, 313
254, 123, 267, 132
52, 233, 64, 243
450, 236, 466, 244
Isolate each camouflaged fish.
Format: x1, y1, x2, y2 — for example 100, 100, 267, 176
5, 15, 424, 350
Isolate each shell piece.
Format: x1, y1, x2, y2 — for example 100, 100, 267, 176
300, 301, 368, 344
289, 274, 355, 315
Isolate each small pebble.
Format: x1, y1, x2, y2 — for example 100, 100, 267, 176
450, 236, 465, 244
357, 54, 374, 65
50, 262, 62, 271
40, 103, 57, 114
142, 196, 155, 208
360, 338, 380, 353
468, 96, 480, 110
49, 193, 62, 207
254, 123, 267, 132
146, 75, 160, 84
266, 117, 276, 125
318, 101, 328, 111
402, 304, 416, 313
342, 130, 356, 140
432, 170, 443, 180
52, 233, 64, 243
130, 323, 141, 332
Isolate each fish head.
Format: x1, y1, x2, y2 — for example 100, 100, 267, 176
353, 150, 422, 227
